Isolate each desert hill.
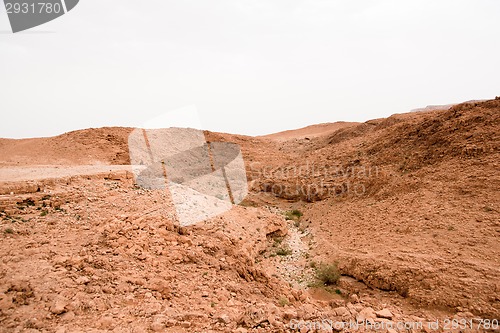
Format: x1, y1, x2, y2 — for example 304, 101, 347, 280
260, 122, 359, 142
252, 98, 499, 317
0, 98, 499, 332
0, 127, 132, 166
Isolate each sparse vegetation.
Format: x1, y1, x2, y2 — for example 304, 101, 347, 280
276, 246, 293, 256
4, 228, 14, 234
284, 209, 303, 221
315, 262, 341, 286
238, 200, 257, 207
272, 236, 284, 246
278, 296, 289, 307
40, 210, 48, 217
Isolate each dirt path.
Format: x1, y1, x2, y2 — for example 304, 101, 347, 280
272, 220, 313, 289
0, 165, 132, 182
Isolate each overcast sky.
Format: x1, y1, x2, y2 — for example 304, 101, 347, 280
1, 0, 499, 139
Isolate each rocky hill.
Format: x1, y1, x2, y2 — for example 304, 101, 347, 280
0, 98, 499, 332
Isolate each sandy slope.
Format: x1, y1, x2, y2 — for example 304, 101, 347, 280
251, 98, 500, 318
0, 127, 132, 166
260, 122, 358, 141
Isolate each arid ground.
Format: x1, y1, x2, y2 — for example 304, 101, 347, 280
0, 98, 499, 332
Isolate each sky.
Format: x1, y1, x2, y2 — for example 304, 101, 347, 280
1, 0, 499, 139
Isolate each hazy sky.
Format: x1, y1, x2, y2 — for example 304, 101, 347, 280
1, 0, 499, 139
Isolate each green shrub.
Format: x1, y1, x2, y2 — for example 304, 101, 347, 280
276, 247, 293, 256
278, 297, 289, 307
284, 209, 303, 221
316, 262, 341, 286
273, 236, 284, 246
